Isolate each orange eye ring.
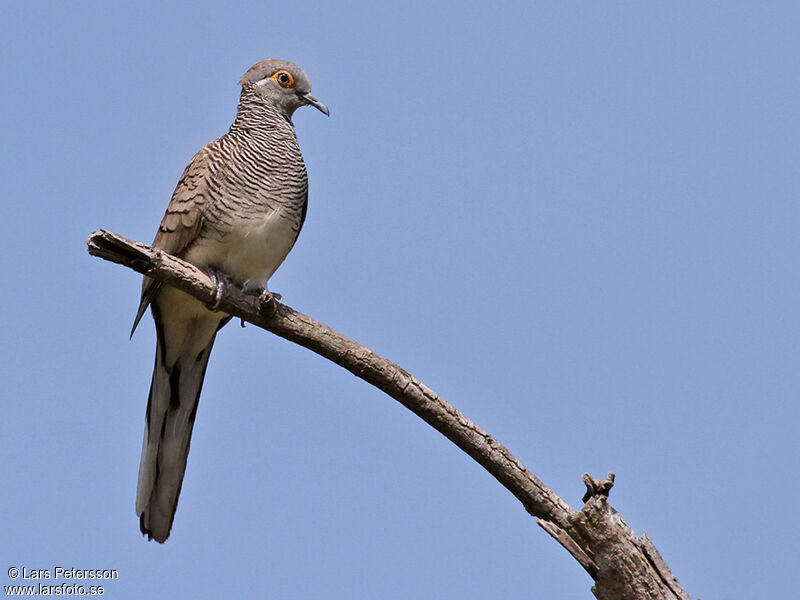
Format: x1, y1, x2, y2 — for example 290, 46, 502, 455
271, 70, 295, 88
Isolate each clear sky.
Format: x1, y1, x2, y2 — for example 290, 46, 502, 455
2, 2, 797, 598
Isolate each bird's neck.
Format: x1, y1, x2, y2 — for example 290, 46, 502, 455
230, 85, 292, 133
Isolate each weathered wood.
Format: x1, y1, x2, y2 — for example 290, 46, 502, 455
87, 228, 694, 599
538, 519, 599, 578
582, 472, 616, 503
568, 498, 694, 600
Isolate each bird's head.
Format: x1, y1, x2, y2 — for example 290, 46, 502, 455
239, 59, 329, 118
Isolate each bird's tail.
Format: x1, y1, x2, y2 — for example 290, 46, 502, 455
135, 317, 218, 543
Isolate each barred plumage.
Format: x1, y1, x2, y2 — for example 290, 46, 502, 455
131, 59, 328, 543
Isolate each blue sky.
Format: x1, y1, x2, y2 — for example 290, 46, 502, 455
2, 2, 797, 597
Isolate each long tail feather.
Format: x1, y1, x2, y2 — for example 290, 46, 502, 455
135, 308, 222, 543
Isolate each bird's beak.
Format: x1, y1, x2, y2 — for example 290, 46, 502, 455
303, 93, 330, 116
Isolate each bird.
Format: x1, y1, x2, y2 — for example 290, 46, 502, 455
129, 59, 328, 543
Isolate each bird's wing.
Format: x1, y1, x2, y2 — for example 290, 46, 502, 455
130, 143, 220, 336
153, 144, 218, 257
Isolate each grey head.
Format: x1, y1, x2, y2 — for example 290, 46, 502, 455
239, 59, 329, 118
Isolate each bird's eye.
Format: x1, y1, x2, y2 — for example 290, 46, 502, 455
272, 70, 294, 88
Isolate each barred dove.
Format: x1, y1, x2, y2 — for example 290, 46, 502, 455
130, 59, 328, 542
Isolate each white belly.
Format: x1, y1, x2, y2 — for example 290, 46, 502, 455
185, 207, 298, 290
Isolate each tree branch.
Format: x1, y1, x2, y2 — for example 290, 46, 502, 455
87, 229, 693, 599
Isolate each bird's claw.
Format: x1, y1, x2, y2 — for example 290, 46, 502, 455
207, 270, 229, 311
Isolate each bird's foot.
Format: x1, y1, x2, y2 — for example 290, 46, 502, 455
250, 289, 280, 317
240, 280, 282, 304
241, 279, 280, 298
206, 269, 233, 311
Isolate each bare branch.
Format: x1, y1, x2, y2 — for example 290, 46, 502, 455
87, 229, 694, 599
